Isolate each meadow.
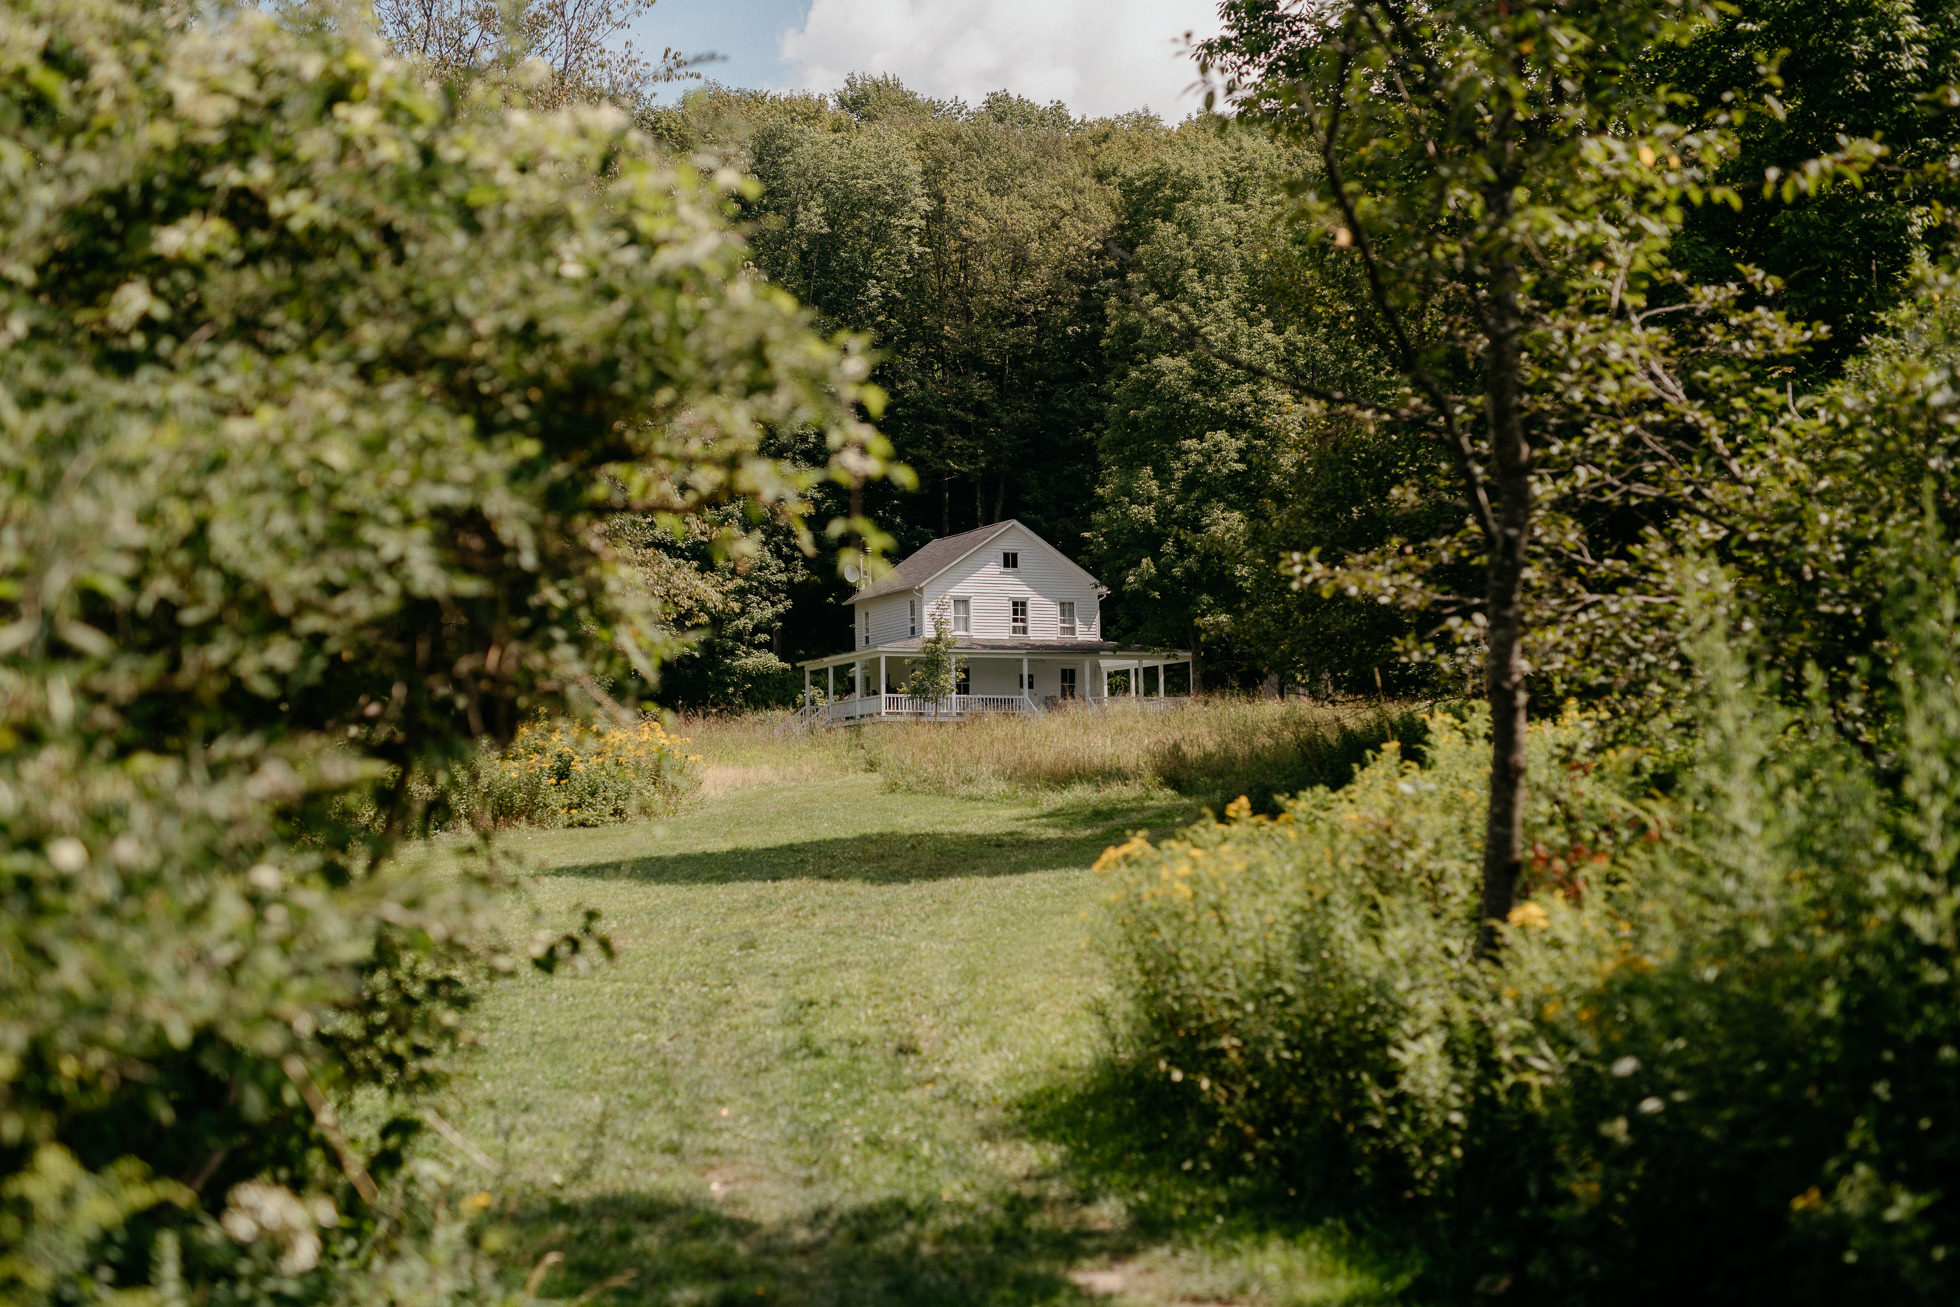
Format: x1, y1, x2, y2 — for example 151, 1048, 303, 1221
427, 705, 1414, 1306
679, 697, 1427, 812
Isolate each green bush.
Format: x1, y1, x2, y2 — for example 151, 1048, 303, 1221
1097, 708, 1646, 1207
1481, 597, 1960, 1302
1100, 588, 1960, 1302
0, 2, 887, 1301
467, 714, 700, 828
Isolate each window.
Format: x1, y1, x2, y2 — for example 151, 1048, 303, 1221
1059, 601, 1076, 637
952, 598, 971, 633
1011, 599, 1028, 636
956, 666, 971, 695
1059, 667, 1077, 699
860, 610, 869, 647
908, 599, 917, 637
1001, 550, 1019, 570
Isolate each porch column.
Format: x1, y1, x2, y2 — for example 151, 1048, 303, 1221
1130, 661, 1138, 699
1082, 658, 1091, 704
827, 665, 835, 704
804, 665, 811, 709
879, 654, 887, 708
1021, 656, 1030, 703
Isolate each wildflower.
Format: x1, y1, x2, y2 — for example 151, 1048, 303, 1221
1507, 901, 1550, 929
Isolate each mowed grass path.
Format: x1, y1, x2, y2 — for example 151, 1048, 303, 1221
442, 770, 1396, 1306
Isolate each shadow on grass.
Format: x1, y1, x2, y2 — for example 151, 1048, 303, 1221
508, 1190, 1125, 1307
532, 798, 1204, 886
1012, 1056, 1425, 1305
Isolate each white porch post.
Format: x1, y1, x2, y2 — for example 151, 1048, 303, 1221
803, 665, 811, 709
1021, 656, 1030, 706
1130, 661, 1139, 699
879, 654, 887, 712
1082, 658, 1090, 704
827, 665, 835, 704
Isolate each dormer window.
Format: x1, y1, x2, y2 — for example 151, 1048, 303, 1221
1011, 599, 1028, 636
1001, 551, 1019, 570
1059, 601, 1076, 637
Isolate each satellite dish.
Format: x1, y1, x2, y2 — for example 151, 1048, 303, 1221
845, 563, 862, 583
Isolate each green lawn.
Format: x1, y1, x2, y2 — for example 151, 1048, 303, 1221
435, 770, 1402, 1306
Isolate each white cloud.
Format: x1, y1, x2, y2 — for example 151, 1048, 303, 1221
778, 0, 1223, 120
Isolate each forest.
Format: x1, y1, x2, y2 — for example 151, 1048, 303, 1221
635, 5, 1960, 705
9, 1, 1960, 1305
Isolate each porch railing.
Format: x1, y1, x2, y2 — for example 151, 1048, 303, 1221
798, 692, 1040, 727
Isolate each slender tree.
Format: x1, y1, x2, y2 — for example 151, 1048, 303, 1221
1197, 0, 1793, 948
904, 599, 966, 718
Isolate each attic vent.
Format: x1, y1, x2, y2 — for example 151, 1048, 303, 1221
1001, 551, 1019, 570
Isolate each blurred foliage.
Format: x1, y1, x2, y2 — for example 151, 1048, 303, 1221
0, 0, 890, 1300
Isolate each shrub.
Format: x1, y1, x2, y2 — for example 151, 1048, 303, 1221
1481, 603, 1960, 1303
1096, 708, 1646, 1207
1098, 580, 1960, 1303
467, 715, 699, 827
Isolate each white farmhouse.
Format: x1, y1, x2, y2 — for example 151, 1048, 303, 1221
794, 520, 1192, 725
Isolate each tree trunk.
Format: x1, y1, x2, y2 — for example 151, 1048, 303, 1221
1477, 246, 1532, 957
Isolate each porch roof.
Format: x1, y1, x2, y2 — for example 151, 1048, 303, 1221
798, 640, 1191, 670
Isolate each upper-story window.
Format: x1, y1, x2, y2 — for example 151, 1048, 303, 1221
952, 598, 971, 633
1059, 601, 1077, 637
908, 599, 917, 637
1001, 550, 1019, 570
860, 610, 869, 647
1011, 599, 1028, 636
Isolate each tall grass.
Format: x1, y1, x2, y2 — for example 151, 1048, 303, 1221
675, 710, 868, 795
856, 697, 1428, 810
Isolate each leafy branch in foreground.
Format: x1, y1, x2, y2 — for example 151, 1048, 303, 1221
0, 1, 892, 1299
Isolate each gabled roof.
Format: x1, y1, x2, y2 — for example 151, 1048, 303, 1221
854, 519, 1100, 602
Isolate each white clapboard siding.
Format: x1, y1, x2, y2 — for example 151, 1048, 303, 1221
860, 593, 917, 647
919, 525, 1099, 641
847, 521, 1102, 649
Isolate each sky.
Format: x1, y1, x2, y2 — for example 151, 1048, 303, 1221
631, 0, 1224, 121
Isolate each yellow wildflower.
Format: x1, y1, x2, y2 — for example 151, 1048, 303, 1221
1507, 901, 1551, 930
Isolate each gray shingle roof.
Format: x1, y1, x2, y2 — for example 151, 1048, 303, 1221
851, 521, 1018, 602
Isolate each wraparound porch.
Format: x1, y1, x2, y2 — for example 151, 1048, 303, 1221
787, 643, 1194, 731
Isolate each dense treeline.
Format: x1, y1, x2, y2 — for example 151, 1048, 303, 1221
637, 1, 1960, 703
639, 79, 1430, 694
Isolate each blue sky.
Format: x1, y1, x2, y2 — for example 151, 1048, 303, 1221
631, 0, 1223, 120
631, 0, 806, 100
